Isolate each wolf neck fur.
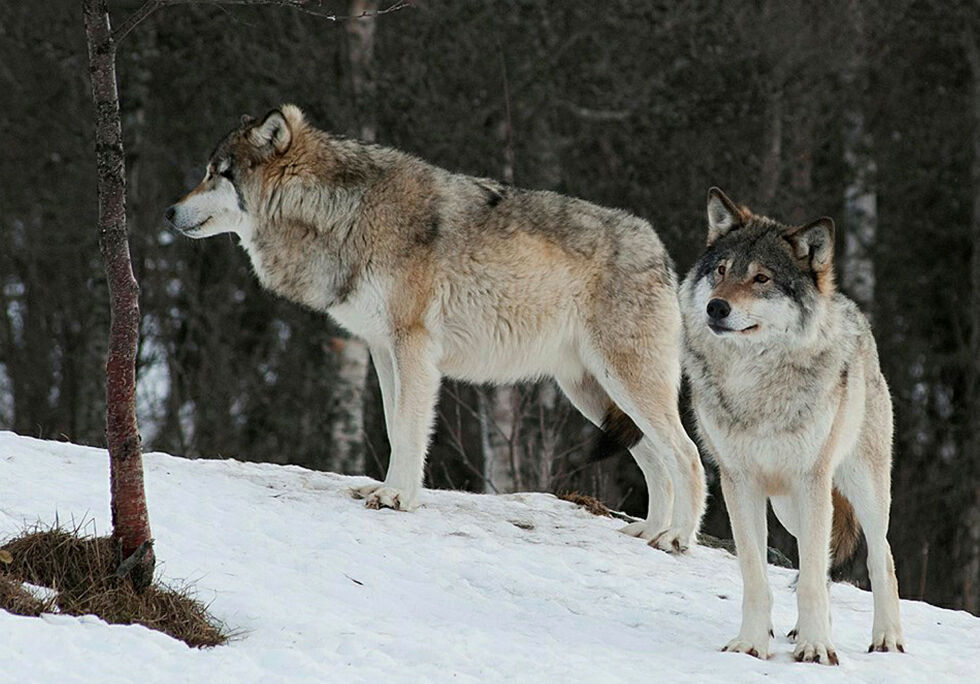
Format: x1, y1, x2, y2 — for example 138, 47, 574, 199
685, 297, 847, 432
240, 178, 369, 311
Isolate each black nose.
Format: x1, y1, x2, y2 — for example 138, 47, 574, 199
706, 298, 731, 320
164, 206, 176, 224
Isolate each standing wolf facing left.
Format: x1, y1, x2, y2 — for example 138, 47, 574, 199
681, 188, 904, 663
165, 105, 707, 551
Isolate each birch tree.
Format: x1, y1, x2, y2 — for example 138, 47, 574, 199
326, 0, 378, 475
961, 20, 980, 615
478, 49, 521, 494
841, 0, 877, 318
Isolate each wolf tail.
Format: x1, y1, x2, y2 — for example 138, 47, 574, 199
590, 405, 643, 462
830, 488, 862, 568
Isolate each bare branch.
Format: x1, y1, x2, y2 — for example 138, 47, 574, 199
113, 1, 163, 44
113, 0, 413, 44
557, 100, 632, 123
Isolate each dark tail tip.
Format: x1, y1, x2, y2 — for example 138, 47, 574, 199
590, 405, 643, 463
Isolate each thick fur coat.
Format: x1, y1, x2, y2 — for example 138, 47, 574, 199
167, 106, 707, 551
680, 188, 904, 663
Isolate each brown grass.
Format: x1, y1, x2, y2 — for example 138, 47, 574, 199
0, 574, 52, 616
557, 491, 611, 517
0, 524, 229, 648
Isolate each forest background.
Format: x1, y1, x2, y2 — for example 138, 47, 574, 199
1, 0, 978, 615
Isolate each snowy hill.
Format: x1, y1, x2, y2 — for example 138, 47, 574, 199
0, 431, 976, 682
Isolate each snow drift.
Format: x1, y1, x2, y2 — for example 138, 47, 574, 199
0, 431, 976, 682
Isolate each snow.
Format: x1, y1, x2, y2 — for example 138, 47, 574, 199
0, 430, 977, 683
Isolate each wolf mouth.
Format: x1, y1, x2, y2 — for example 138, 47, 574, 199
708, 322, 759, 335
180, 216, 213, 234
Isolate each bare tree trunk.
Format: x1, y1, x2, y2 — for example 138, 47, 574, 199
759, 89, 783, 206
479, 389, 514, 493
787, 108, 814, 223
83, 0, 154, 589
326, 0, 377, 473
329, 337, 369, 474
535, 382, 558, 491
347, 0, 378, 143
841, 0, 878, 318
961, 24, 980, 615
478, 51, 523, 495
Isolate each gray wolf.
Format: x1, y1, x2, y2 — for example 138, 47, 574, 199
680, 188, 904, 663
165, 105, 706, 551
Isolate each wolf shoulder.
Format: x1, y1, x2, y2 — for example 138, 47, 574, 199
830, 292, 889, 387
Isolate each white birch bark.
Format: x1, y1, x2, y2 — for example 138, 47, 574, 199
479, 388, 517, 494
330, 337, 370, 474
327, 0, 377, 473
841, 0, 877, 318
961, 24, 980, 615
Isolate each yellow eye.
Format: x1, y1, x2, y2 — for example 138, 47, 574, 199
717, 263, 726, 276
754, 273, 770, 284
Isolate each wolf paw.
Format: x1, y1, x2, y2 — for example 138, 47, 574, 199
721, 636, 770, 660
793, 638, 839, 665
650, 528, 694, 553
618, 522, 693, 553
618, 520, 662, 541
349, 484, 416, 511
868, 628, 905, 653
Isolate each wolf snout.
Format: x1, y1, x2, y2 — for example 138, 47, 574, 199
706, 298, 731, 320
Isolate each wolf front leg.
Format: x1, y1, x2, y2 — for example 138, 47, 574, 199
351, 335, 441, 511
792, 476, 839, 665
719, 470, 772, 660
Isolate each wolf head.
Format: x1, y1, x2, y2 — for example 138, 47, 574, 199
685, 187, 835, 345
165, 105, 305, 240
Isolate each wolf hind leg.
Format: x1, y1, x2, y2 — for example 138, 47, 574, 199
350, 334, 440, 511
835, 445, 905, 653
581, 348, 706, 552
556, 373, 673, 544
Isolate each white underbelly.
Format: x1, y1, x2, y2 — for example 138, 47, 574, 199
437, 314, 578, 383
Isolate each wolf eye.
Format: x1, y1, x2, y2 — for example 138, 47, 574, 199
219, 167, 233, 180
716, 263, 726, 276
754, 273, 770, 284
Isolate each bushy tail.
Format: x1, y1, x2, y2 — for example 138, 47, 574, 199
830, 488, 862, 568
590, 405, 643, 462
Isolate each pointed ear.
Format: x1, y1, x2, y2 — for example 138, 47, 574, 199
784, 218, 836, 287
248, 110, 292, 154
706, 187, 745, 245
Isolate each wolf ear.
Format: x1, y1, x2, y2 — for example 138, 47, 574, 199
784, 217, 835, 275
248, 110, 292, 154
706, 187, 745, 245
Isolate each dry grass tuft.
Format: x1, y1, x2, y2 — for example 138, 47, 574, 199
557, 491, 611, 517
0, 524, 229, 648
0, 574, 52, 617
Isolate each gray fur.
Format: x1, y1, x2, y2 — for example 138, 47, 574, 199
166, 105, 707, 550
680, 189, 904, 662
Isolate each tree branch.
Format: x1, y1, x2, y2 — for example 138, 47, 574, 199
113, 0, 413, 44
113, 1, 163, 44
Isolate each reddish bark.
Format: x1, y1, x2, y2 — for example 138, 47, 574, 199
83, 0, 155, 590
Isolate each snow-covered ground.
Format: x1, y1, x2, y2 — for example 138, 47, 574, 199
0, 431, 976, 683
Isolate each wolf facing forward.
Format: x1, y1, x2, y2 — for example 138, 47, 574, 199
681, 188, 904, 663
166, 105, 706, 551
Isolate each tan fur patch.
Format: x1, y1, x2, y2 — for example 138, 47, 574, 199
830, 488, 861, 567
